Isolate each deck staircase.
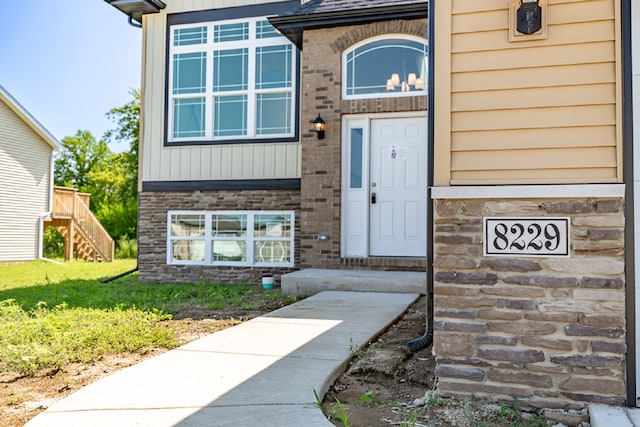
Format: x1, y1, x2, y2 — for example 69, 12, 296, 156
44, 186, 115, 262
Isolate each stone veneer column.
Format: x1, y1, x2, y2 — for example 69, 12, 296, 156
431, 186, 626, 409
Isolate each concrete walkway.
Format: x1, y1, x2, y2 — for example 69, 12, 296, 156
590, 404, 640, 427
25, 291, 419, 427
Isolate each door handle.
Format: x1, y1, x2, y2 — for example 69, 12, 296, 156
371, 192, 376, 204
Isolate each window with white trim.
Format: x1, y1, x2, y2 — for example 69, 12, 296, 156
168, 17, 297, 143
167, 211, 294, 267
343, 36, 428, 99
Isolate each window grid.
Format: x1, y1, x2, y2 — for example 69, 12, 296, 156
167, 211, 295, 267
174, 26, 207, 46
169, 17, 296, 142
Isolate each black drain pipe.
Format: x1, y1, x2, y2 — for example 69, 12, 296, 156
100, 266, 139, 283
409, 0, 436, 353
622, 0, 636, 407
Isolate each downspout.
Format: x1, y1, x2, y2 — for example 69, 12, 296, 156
409, 0, 435, 352
622, 0, 636, 407
38, 152, 63, 264
100, 10, 145, 283
128, 16, 143, 29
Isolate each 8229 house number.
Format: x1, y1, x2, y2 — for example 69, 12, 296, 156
483, 217, 570, 257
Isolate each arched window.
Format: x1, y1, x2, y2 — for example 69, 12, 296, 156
343, 36, 428, 99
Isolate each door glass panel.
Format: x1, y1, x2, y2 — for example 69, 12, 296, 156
350, 128, 363, 189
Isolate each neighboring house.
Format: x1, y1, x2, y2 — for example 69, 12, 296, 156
0, 84, 61, 262
108, 0, 638, 411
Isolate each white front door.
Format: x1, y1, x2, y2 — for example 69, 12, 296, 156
342, 116, 427, 258
369, 117, 427, 256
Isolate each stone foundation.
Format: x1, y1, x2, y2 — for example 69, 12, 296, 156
138, 189, 300, 284
432, 188, 626, 409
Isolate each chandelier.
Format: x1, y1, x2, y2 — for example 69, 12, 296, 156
386, 61, 425, 92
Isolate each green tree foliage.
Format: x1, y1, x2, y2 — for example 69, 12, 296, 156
54, 130, 109, 190
53, 91, 140, 249
105, 89, 140, 200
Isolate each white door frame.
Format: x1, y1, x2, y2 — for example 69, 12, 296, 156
341, 112, 428, 258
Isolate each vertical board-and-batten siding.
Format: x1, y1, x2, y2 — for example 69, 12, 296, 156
0, 101, 51, 261
140, 0, 301, 186
435, 0, 622, 185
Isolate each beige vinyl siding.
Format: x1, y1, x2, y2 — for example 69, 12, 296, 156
140, 0, 301, 185
434, 0, 622, 185
0, 101, 52, 262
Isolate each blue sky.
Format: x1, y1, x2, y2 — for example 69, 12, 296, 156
0, 1, 142, 152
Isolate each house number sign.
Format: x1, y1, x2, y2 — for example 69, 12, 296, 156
484, 217, 570, 257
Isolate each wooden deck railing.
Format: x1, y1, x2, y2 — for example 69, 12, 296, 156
51, 186, 115, 261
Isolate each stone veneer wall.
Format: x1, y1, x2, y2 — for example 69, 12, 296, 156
138, 189, 300, 284
299, 19, 428, 271
432, 196, 627, 409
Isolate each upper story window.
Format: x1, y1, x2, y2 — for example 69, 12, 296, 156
168, 17, 298, 144
343, 36, 428, 99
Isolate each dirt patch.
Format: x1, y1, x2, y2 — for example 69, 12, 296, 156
322, 297, 591, 427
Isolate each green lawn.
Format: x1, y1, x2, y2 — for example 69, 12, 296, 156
0, 260, 298, 375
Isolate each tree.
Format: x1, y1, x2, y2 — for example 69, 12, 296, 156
104, 89, 140, 199
54, 130, 109, 190
51, 90, 141, 244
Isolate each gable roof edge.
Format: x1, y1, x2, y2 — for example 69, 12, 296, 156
0, 85, 62, 151
269, 3, 428, 48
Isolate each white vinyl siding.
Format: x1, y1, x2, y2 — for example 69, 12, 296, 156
140, 0, 301, 185
0, 101, 52, 262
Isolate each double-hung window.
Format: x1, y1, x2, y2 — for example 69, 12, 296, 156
168, 211, 294, 267
168, 17, 297, 143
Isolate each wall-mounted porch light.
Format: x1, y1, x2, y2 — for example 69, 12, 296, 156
313, 114, 326, 140
509, 0, 547, 42
517, 0, 542, 35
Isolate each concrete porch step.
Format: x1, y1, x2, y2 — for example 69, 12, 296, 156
281, 268, 426, 296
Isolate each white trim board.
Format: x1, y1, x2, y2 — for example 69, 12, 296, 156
431, 184, 625, 200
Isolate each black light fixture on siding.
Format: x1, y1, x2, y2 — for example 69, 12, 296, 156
313, 114, 326, 140
517, 0, 542, 35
